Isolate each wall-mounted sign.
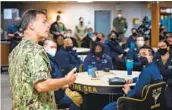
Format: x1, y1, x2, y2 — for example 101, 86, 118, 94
116, 3, 121, 11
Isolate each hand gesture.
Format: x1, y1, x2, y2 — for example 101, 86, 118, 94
122, 84, 131, 94
125, 79, 133, 84
65, 69, 77, 85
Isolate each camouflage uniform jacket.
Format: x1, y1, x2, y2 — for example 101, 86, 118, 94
113, 17, 128, 34
75, 24, 87, 38
8, 38, 57, 110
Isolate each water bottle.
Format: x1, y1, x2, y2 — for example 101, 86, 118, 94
87, 65, 93, 76
126, 59, 134, 76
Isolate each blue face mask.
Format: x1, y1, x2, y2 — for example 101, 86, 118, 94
88, 32, 93, 37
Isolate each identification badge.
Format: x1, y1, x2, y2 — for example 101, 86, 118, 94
102, 59, 108, 63
91, 62, 96, 65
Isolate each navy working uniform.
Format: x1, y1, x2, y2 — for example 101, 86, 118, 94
105, 38, 124, 56
103, 62, 163, 110
82, 42, 114, 110
81, 33, 94, 48
55, 47, 82, 75
126, 35, 136, 48
7, 23, 21, 52
83, 53, 113, 71
154, 54, 172, 110
126, 46, 142, 71
105, 38, 125, 70
47, 53, 80, 110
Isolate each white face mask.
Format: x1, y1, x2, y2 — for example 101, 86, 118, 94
117, 14, 122, 18
91, 37, 96, 41
44, 47, 57, 57
65, 33, 72, 37
136, 41, 145, 48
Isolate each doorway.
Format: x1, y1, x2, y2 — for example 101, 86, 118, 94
95, 10, 112, 38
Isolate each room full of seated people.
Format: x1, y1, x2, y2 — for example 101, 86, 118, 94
7, 13, 172, 110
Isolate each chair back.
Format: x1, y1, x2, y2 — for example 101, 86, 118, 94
117, 81, 166, 110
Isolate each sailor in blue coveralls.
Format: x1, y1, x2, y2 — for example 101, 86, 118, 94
55, 38, 82, 75
126, 35, 146, 71
43, 39, 80, 110
103, 46, 163, 110
105, 31, 126, 70
83, 42, 113, 71
154, 40, 172, 110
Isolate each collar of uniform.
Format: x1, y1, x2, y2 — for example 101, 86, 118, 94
22, 37, 37, 44
145, 62, 154, 68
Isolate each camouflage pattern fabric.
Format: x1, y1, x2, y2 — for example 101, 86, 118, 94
113, 17, 128, 34
75, 25, 87, 37
8, 38, 57, 110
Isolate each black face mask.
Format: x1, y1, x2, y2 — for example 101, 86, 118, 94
139, 56, 148, 66
65, 46, 73, 51
132, 33, 137, 36
158, 48, 168, 56
80, 21, 83, 24
110, 38, 116, 41
163, 32, 167, 36
94, 52, 103, 57
96, 38, 101, 42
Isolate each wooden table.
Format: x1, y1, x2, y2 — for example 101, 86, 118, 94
71, 70, 140, 95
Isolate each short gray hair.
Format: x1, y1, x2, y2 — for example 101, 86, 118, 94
20, 9, 46, 32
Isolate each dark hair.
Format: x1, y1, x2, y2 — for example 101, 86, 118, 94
79, 17, 83, 21
56, 15, 60, 21
93, 32, 97, 35
91, 42, 104, 53
160, 26, 166, 32
108, 31, 119, 38
88, 27, 93, 31
131, 28, 138, 32
139, 45, 154, 56
166, 33, 172, 39
54, 34, 64, 39
136, 33, 146, 41
159, 40, 169, 47
20, 9, 46, 32
67, 29, 72, 32
98, 33, 105, 38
